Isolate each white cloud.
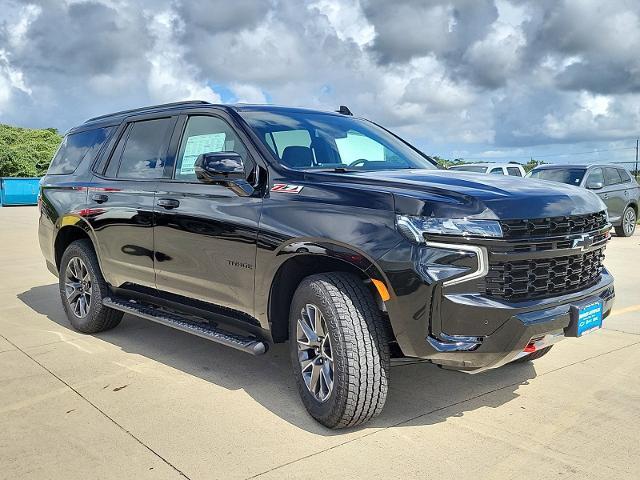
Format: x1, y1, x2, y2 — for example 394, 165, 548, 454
309, 0, 375, 47
229, 83, 268, 104
1, 0, 640, 156
146, 9, 221, 104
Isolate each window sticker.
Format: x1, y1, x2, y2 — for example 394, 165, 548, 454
180, 133, 226, 174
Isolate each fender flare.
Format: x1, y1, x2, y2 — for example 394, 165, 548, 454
257, 237, 395, 340
272, 237, 392, 293
54, 213, 104, 271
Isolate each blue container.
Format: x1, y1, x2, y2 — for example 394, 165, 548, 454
0, 177, 41, 206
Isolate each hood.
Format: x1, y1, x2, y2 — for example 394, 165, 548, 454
314, 169, 607, 220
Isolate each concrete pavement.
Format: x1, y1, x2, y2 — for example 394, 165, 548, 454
1, 206, 639, 479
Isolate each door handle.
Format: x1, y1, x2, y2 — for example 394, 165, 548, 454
157, 198, 180, 209
91, 193, 109, 204
602, 194, 609, 199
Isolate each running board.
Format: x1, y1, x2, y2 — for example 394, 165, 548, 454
103, 297, 268, 355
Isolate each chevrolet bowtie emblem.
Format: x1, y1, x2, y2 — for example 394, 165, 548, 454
572, 234, 594, 251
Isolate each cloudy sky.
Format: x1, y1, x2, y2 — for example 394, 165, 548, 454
1, 0, 639, 165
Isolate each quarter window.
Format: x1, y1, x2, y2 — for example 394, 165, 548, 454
506, 167, 522, 177
48, 127, 113, 175
115, 118, 173, 179
175, 116, 248, 182
618, 168, 632, 183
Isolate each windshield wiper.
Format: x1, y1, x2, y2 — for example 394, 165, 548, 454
308, 167, 359, 173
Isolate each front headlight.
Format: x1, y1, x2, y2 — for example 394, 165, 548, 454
396, 215, 502, 243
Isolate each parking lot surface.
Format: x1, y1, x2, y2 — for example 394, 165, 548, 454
1, 206, 639, 479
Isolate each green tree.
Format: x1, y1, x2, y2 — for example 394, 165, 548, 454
523, 158, 545, 172
0, 124, 63, 177
431, 156, 467, 169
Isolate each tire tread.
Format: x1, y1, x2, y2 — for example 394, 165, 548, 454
291, 272, 390, 428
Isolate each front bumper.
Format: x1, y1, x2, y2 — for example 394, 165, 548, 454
418, 271, 615, 372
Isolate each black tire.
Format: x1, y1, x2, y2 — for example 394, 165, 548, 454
511, 345, 553, 364
59, 239, 123, 333
614, 206, 636, 237
289, 272, 390, 429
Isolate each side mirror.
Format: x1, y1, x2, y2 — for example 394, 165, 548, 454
194, 152, 253, 196
587, 181, 603, 190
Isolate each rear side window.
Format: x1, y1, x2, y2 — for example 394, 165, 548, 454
490, 168, 504, 175
506, 167, 522, 177
115, 118, 173, 179
48, 127, 113, 175
618, 168, 632, 183
604, 167, 622, 186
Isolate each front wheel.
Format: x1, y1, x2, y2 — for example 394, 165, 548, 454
289, 272, 390, 429
615, 206, 636, 237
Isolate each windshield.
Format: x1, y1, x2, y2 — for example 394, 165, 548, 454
240, 110, 436, 171
528, 168, 586, 186
449, 165, 488, 173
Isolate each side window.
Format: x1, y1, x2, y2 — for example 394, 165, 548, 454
112, 118, 173, 179
586, 167, 604, 187
604, 167, 622, 186
175, 116, 248, 182
48, 127, 113, 175
618, 168, 632, 183
490, 168, 504, 175
506, 166, 522, 177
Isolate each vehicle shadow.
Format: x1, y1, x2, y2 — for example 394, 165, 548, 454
18, 284, 537, 435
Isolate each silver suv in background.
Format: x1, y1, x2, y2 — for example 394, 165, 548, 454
528, 164, 639, 237
448, 163, 526, 177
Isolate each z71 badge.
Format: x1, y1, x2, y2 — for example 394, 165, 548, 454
271, 183, 304, 194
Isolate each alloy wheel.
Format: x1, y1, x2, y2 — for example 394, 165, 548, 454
64, 256, 92, 318
296, 304, 334, 402
623, 208, 636, 236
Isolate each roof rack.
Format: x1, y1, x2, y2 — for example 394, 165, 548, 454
86, 100, 211, 122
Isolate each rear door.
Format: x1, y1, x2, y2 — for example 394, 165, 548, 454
153, 112, 263, 315
617, 168, 640, 206
87, 115, 176, 290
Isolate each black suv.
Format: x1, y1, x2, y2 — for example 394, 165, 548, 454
39, 101, 615, 428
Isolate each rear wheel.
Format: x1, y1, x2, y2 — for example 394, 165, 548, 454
511, 345, 553, 364
615, 206, 636, 237
59, 239, 123, 333
289, 272, 390, 429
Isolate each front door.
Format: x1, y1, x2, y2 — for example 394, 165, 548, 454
153, 114, 263, 316
585, 167, 617, 219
